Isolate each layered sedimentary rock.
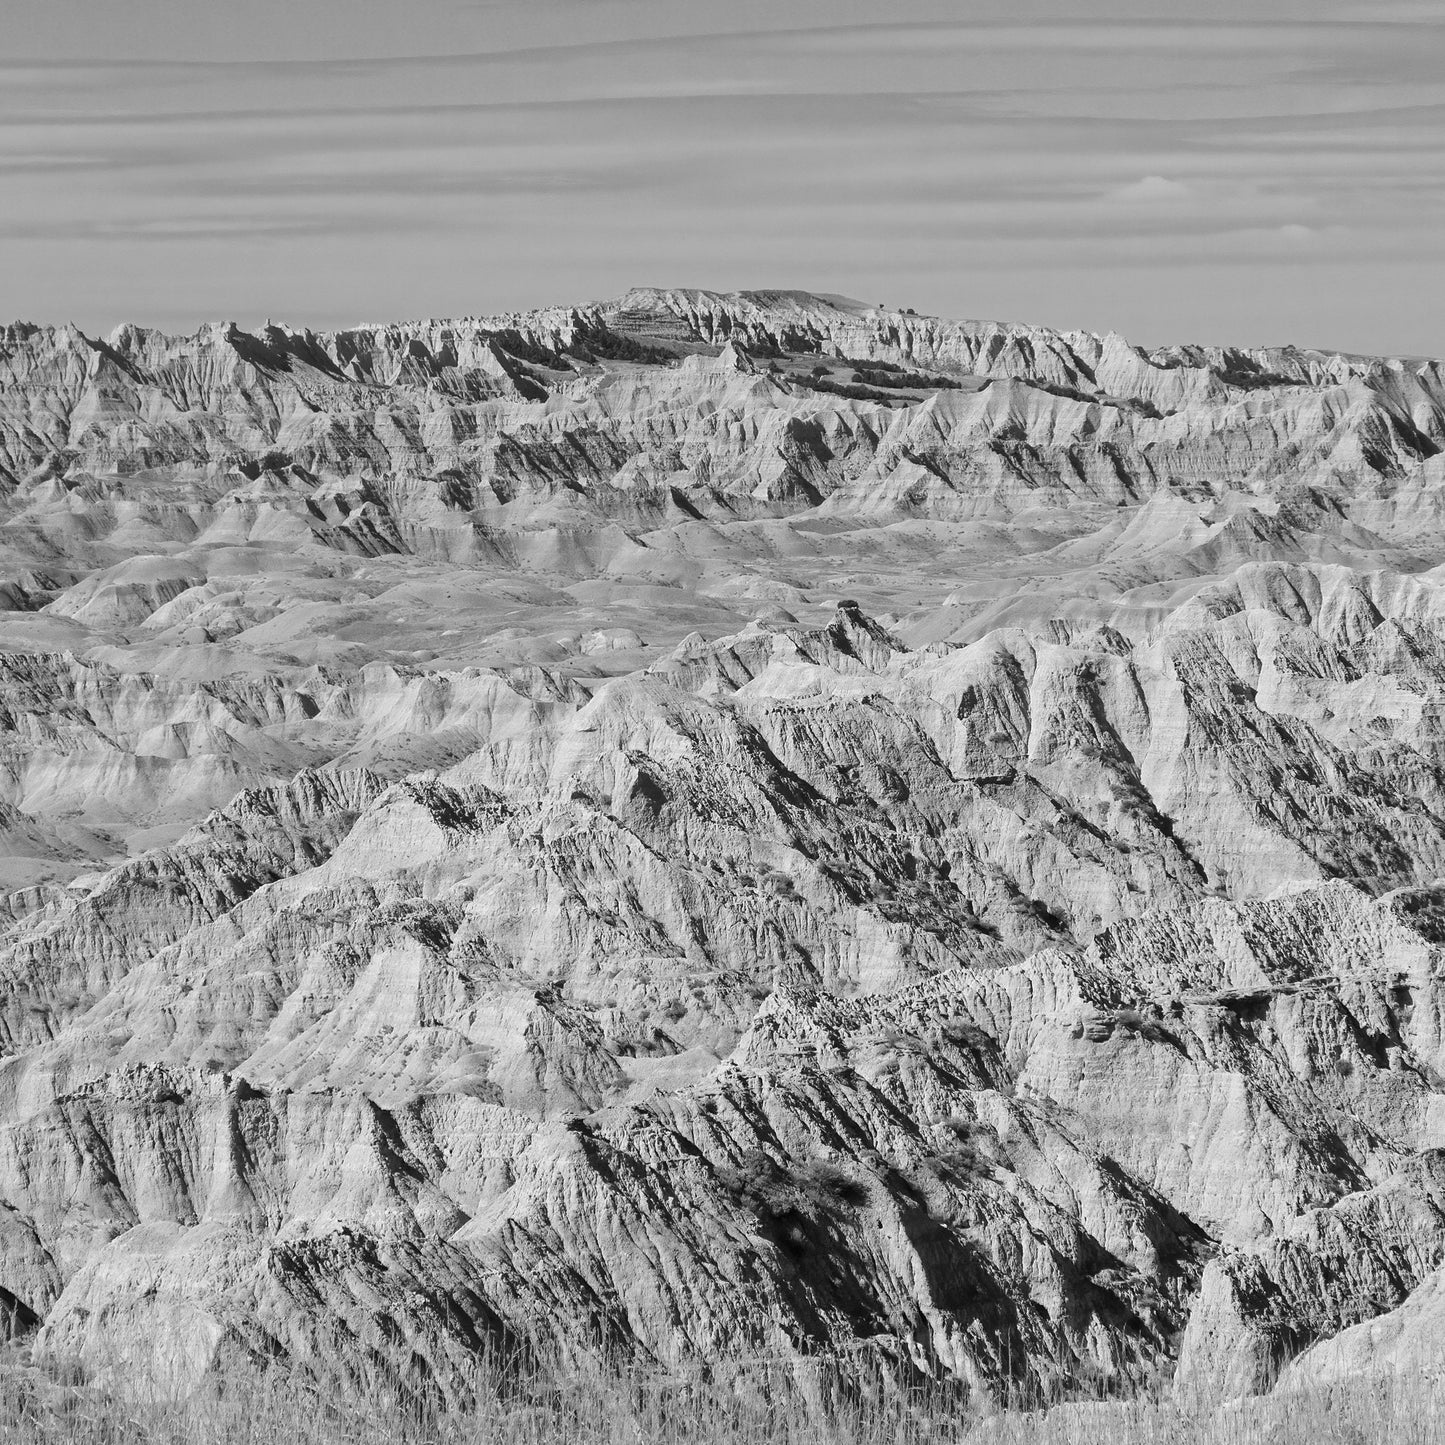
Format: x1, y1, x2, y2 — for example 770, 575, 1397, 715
0, 289, 1442, 1400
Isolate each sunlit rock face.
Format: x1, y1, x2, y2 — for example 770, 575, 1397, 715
0, 288, 1444, 1400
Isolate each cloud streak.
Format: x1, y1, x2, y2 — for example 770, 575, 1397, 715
2, 1, 1441, 355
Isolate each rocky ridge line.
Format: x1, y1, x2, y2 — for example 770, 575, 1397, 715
0, 290, 1440, 1402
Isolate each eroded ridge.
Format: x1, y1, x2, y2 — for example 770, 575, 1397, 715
0, 289, 1443, 1402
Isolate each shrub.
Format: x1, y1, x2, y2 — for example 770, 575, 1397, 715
1113, 1008, 1175, 1045
793, 1159, 869, 1209
718, 1150, 867, 1218
938, 1018, 994, 1052
873, 1026, 927, 1056
919, 1144, 990, 1183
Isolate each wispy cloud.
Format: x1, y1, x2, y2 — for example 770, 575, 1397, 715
2, 1, 1442, 354
1107, 176, 1193, 204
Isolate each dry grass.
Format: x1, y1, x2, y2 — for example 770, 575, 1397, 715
0, 1347, 1439, 1445
0, 1349, 956, 1445
973, 1373, 1445, 1445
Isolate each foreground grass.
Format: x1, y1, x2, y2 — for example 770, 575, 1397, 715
0, 1350, 1439, 1445
973, 1374, 1445, 1445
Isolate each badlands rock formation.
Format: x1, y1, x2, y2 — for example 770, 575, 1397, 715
0, 288, 1444, 1402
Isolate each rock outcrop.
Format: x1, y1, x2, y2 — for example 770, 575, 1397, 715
0, 289, 1442, 1402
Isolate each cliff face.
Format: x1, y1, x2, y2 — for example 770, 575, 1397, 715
0, 290, 1443, 1401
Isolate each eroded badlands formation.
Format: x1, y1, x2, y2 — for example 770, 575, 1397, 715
0, 288, 1444, 1401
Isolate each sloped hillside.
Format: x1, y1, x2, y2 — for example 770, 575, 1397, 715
0, 290, 1443, 1404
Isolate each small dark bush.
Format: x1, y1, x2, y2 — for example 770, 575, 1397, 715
919, 1139, 991, 1183
939, 1018, 994, 1052
874, 1025, 927, 1056
718, 1150, 867, 1217
794, 1159, 869, 1209
1113, 1008, 1174, 1045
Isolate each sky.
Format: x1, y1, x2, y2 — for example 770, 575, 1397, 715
2, 0, 1442, 355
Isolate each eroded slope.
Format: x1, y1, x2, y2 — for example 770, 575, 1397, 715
0, 290, 1442, 1401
